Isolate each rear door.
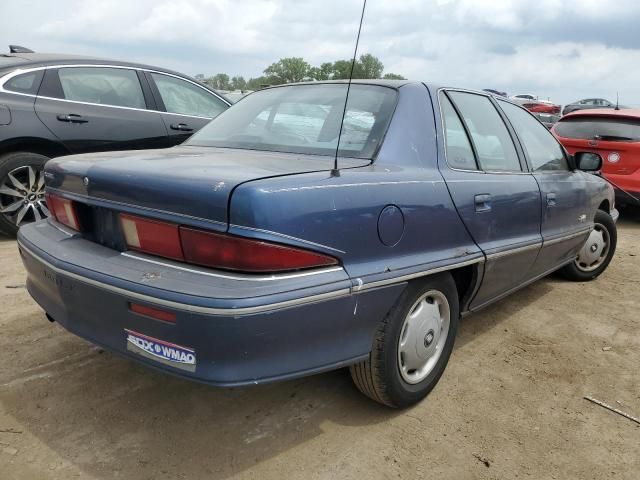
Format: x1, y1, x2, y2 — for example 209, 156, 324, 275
34, 66, 168, 153
499, 101, 594, 275
145, 72, 229, 146
438, 91, 542, 309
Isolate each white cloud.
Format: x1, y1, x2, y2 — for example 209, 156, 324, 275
1, 0, 640, 105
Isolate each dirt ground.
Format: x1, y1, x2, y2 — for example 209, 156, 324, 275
0, 212, 638, 480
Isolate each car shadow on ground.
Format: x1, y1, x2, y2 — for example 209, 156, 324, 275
0, 273, 558, 479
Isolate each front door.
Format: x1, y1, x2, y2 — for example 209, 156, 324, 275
497, 99, 592, 276
35, 66, 168, 153
438, 91, 542, 309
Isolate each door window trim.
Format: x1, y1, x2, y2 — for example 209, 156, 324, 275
437, 87, 531, 175
0, 64, 230, 117
495, 97, 574, 174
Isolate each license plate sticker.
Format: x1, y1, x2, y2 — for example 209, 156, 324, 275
125, 329, 196, 372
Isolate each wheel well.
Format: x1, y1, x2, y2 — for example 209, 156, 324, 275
0, 137, 69, 160
448, 264, 477, 311
598, 199, 610, 212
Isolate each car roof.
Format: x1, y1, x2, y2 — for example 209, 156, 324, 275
0, 52, 200, 81
561, 108, 640, 120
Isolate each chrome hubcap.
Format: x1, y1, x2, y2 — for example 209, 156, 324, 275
0, 165, 48, 227
397, 290, 450, 385
575, 223, 609, 272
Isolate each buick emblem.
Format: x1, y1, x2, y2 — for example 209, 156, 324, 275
83, 176, 90, 186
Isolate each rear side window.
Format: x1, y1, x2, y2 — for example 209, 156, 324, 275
499, 100, 568, 171
555, 117, 640, 142
440, 94, 478, 170
448, 91, 521, 172
150, 73, 227, 118
58, 67, 146, 109
3, 70, 43, 94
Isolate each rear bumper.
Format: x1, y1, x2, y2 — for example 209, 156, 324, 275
18, 221, 405, 386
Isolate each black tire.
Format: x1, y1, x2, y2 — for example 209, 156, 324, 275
0, 151, 50, 236
350, 272, 459, 408
559, 209, 617, 281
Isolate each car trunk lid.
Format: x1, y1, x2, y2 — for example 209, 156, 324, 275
44, 145, 369, 227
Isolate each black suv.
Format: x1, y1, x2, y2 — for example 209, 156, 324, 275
0, 46, 231, 235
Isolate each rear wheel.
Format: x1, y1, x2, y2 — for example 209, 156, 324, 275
0, 152, 50, 236
350, 273, 459, 408
560, 210, 617, 281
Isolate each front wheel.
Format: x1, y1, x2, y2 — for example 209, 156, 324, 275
560, 209, 617, 281
350, 273, 459, 408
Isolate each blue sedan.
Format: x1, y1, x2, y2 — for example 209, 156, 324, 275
18, 80, 617, 408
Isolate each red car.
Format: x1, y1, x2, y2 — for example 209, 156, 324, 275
553, 108, 640, 206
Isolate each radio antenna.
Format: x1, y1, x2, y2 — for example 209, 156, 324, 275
332, 0, 367, 176
615, 91, 620, 110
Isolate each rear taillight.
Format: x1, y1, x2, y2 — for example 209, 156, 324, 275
120, 214, 183, 260
179, 226, 338, 273
46, 193, 81, 231
119, 213, 338, 273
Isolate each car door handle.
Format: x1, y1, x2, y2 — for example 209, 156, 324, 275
474, 194, 492, 212
56, 113, 88, 123
546, 192, 557, 207
170, 123, 194, 132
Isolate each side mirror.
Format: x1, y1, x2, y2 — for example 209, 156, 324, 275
574, 152, 603, 173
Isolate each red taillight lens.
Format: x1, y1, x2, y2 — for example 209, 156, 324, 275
119, 214, 338, 273
46, 192, 80, 231
179, 226, 338, 272
120, 214, 183, 261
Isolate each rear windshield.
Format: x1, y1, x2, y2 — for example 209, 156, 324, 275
555, 117, 640, 142
186, 84, 398, 159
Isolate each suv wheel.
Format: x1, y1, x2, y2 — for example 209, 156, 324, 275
0, 152, 50, 236
349, 273, 459, 408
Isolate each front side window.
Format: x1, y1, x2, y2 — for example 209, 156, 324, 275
440, 94, 477, 170
58, 67, 145, 109
448, 91, 521, 172
151, 73, 227, 118
186, 84, 398, 159
4, 71, 43, 94
499, 100, 568, 171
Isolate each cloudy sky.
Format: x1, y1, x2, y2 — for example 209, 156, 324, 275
2, 0, 640, 105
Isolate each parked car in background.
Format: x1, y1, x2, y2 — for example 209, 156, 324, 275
19, 80, 617, 408
553, 108, 640, 206
510, 94, 561, 115
0, 47, 231, 235
532, 112, 560, 130
482, 88, 507, 97
562, 98, 624, 116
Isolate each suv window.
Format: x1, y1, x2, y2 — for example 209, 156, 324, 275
440, 94, 477, 170
4, 71, 43, 94
150, 73, 227, 118
499, 100, 568, 171
555, 116, 640, 142
448, 91, 521, 172
58, 67, 145, 109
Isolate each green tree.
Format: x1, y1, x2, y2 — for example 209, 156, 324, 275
230, 75, 247, 90
383, 73, 406, 80
209, 73, 230, 90
264, 57, 310, 83
308, 62, 334, 81
246, 76, 273, 90
354, 53, 384, 79
331, 59, 354, 79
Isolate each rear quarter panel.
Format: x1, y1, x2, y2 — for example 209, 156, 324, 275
228, 83, 482, 284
